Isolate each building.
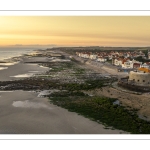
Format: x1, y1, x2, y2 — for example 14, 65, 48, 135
89, 54, 97, 60
148, 50, 150, 59
133, 63, 141, 69
114, 58, 124, 66
97, 57, 107, 62
128, 70, 150, 85
122, 59, 133, 69
141, 62, 150, 69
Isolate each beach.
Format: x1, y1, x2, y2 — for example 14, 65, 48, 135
0, 53, 125, 134
0, 90, 125, 134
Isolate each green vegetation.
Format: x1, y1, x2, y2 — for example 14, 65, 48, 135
61, 79, 109, 91
0, 77, 108, 91
70, 57, 80, 62
62, 47, 150, 55
61, 62, 75, 68
50, 66, 64, 72
134, 56, 149, 63
74, 68, 85, 74
107, 60, 112, 64
50, 91, 88, 97
49, 93, 150, 134
142, 50, 148, 57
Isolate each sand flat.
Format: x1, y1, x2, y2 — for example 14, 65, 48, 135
0, 57, 49, 81
0, 55, 126, 134
0, 90, 124, 134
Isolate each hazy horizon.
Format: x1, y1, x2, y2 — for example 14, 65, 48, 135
1, 16, 150, 47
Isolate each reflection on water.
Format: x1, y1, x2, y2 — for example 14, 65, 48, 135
10, 73, 34, 78
0, 67, 8, 70
12, 100, 52, 109
50, 59, 70, 62
39, 65, 49, 69
0, 62, 19, 66
28, 71, 43, 73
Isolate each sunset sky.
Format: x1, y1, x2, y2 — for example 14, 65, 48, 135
0, 16, 150, 47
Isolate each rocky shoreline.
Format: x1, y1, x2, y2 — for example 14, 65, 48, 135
0, 50, 125, 134
1, 48, 150, 133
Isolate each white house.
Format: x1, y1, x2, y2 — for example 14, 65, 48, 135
148, 50, 150, 59
114, 58, 124, 66
78, 52, 90, 59
141, 62, 150, 69
122, 60, 133, 69
89, 54, 97, 60
122, 59, 142, 69
97, 57, 107, 62
108, 54, 113, 60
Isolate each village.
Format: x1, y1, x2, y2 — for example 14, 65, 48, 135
76, 50, 150, 70
75, 49, 150, 92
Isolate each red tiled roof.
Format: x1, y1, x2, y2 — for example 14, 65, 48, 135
133, 63, 141, 66
145, 62, 150, 65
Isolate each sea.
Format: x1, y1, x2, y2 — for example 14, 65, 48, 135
0, 46, 50, 61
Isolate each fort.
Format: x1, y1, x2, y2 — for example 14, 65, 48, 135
129, 71, 150, 85
118, 68, 150, 92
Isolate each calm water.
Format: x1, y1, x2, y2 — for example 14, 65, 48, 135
0, 46, 50, 61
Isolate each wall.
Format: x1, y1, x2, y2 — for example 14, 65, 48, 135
129, 71, 150, 85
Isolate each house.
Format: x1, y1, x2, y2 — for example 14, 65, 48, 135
148, 50, 150, 59
122, 60, 133, 68
78, 52, 90, 59
114, 58, 124, 66
97, 57, 107, 62
141, 62, 150, 69
131, 59, 142, 69
108, 54, 113, 60
89, 54, 97, 60
133, 63, 141, 69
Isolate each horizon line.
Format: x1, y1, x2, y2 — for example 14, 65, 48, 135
1, 45, 150, 48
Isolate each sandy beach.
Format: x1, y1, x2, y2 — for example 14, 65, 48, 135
0, 54, 125, 134
0, 90, 125, 134
0, 56, 50, 81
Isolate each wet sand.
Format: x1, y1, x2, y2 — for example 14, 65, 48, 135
0, 57, 49, 81
0, 55, 125, 134
0, 90, 125, 134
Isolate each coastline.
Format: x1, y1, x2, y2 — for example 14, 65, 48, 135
0, 50, 125, 134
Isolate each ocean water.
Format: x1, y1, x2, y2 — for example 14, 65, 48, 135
0, 46, 49, 61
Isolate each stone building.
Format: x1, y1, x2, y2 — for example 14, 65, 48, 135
128, 71, 150, 86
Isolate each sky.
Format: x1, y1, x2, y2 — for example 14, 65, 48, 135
0, 16, 150, 47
